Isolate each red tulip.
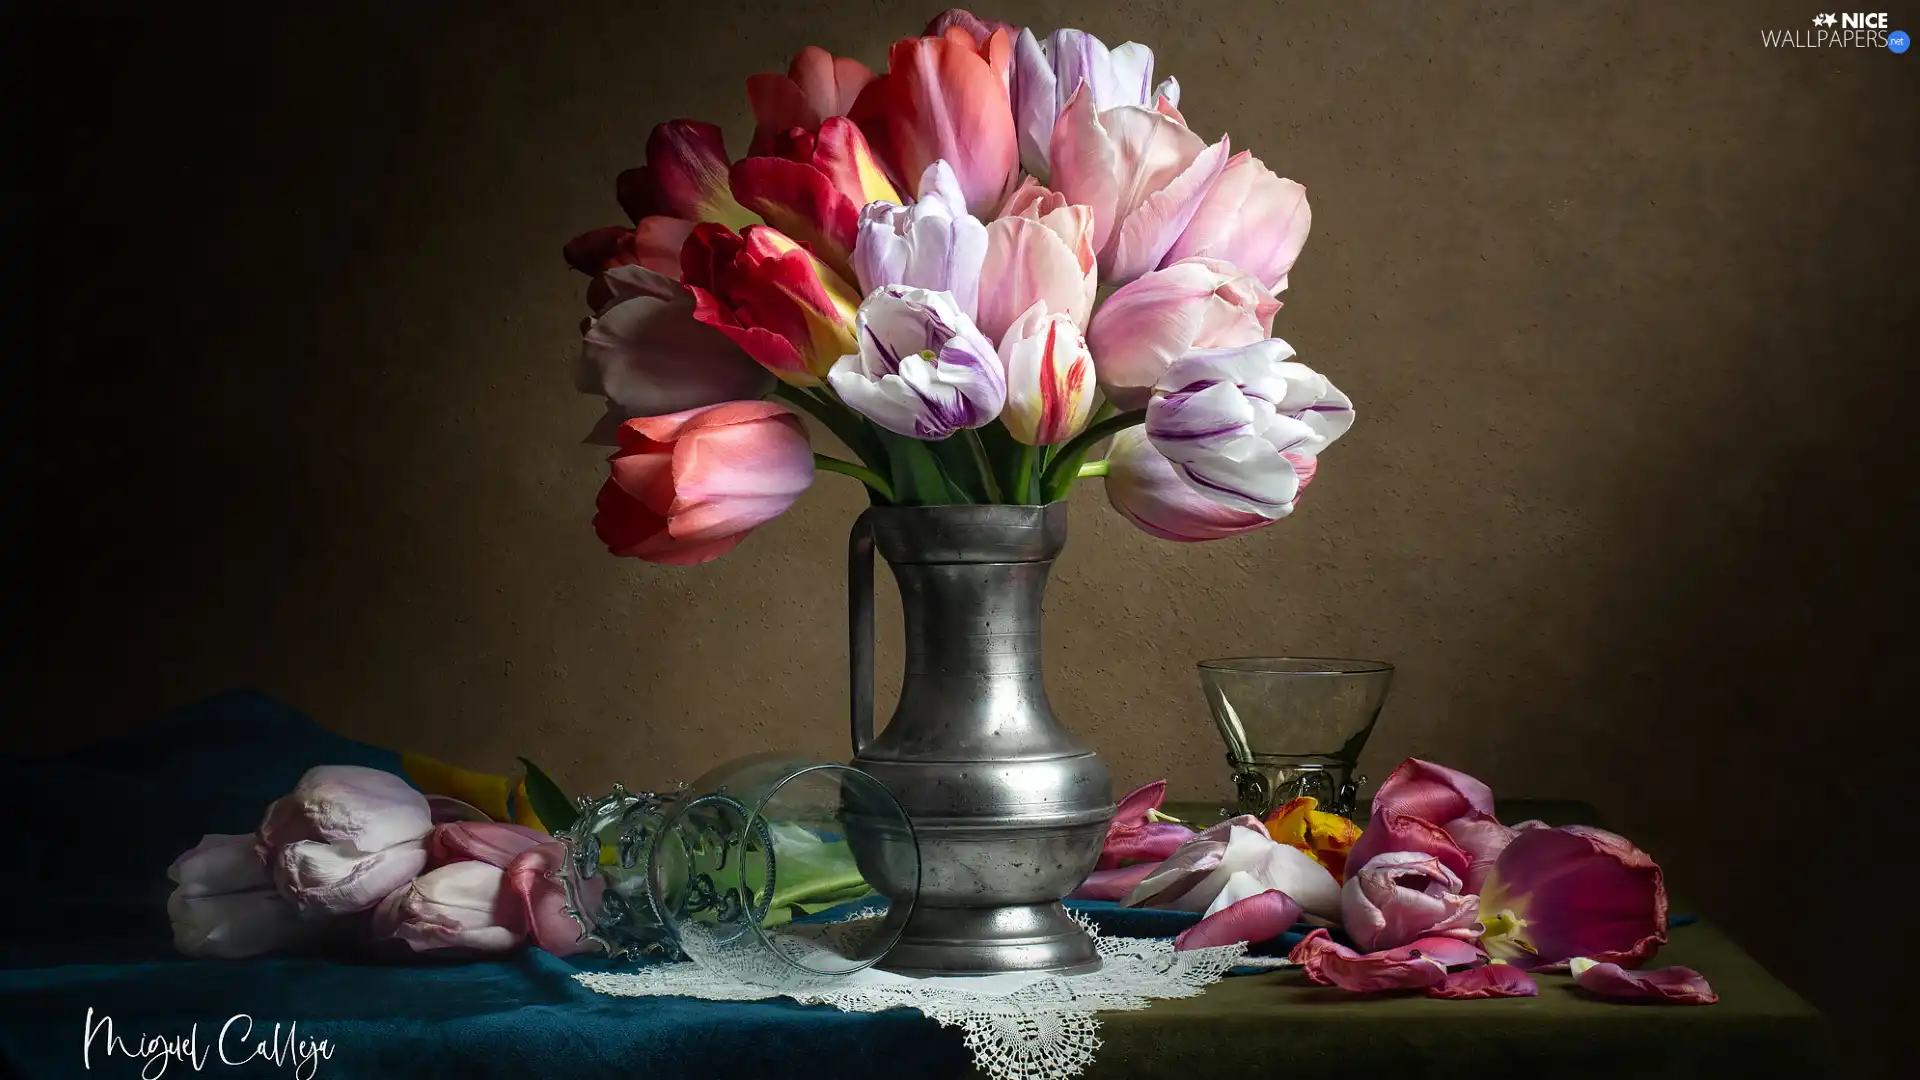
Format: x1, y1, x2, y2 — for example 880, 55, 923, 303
729, 117, 901, 280
747, 47, 877, 156
617, 120, 759, 231
851, 28, 1018, 215
681, 223, 862, 386
593, 402, 815, 566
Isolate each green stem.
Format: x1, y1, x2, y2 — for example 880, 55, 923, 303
813, 454, 895, 501
1077, 459, 1110, 479
1010, 445, 1038, 506
774, 384, 889, 477
962, 431, 1005, 503
1039, 407, 1146, 501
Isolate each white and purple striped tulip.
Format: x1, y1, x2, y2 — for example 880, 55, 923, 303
1145, 341, 1353, 517
828, 285, 1007, 439
853, 161, 989, 322
1012, 27, 1181, 180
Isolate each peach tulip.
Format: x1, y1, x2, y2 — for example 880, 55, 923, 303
593, 402, 815, 566
1084, 257, 1278, 410
1162, 150, 1311, 294
747, 46, 877, 155
851, 28, 1018, 216
976, 178, 1097, 343
1048, 85, 1230, 284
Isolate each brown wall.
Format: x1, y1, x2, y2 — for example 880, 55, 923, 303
13, 0, 1915, 1068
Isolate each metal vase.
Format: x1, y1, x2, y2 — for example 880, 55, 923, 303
846, 502, 1112, 976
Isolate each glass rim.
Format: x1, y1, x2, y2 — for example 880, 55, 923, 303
1197, 656, 1394, 676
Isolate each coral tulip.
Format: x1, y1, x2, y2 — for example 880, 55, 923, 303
1084, 257, 1278, 410
1145, 341, 1352, 517
257, 765, 433, 915
1047, 85, 1230, 283
576, 265, 776, 441
594, 402, 815, 566
854, 160, 988, 320
976, 177, 1097, 342
997, 301, 1096, 445
1477, 825, 1668, 970
1103, 428, 1292, 542
730, 117, 901, 280
826, 285, 1006, 439
851, 28, 1019, 216
373, 861, 523, 953
1011, 27, 1179, 179
681, 223, 862, 386
747, 46, 877, 156
1163, 150, 1311, 294
1341, 851, 1482, 953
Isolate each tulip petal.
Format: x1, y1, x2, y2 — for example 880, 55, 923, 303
1122, 838, 1228, 908
1446, 810, 1519, 894
374, 861, 525, 953
275, 838, 429, 915
1108, 135, 1229, 284
1113, 779, 1169, 826
1047, 86, 1120, 255
257, 765, 432, 854
1344, 806, 1473, 882
1289, 928, 1449, 992
1398, 936, 1486, 968
1570, 958, 1717, 1005
1429, 962, 1539, 999
1479, 825, 1667, 969
426, 795, 494, 824
1087, 104, 1207, 277
645, 120, 759, 230
1071, 862, 1161, 902
427, 821, 552, 870
508, 841, 603, 957
170, 834, 270, 898
1372, 758, 1497, 822
1173, 888, 1302, 951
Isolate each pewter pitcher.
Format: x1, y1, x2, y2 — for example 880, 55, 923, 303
845, 502, 1113, 976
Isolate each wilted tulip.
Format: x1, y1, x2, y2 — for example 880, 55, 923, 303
976, 178, 1097, 342
826, 286, 1007, 439
1346, 759, 1519, 894
1262, 796, 1361, 883
1010, 27, 1179, 179
1342, 851, 1482, 953
854, 160, 988, 320
373, 861, 523, 953
1084, 258, 1277, 410
1430, 961, 1539, 999
258, 765, 433, 915
1124, 817, 1340, 919
576, 265, 776, 441
730, 117, 901, 279
747, 46, 877, 155
852, 27, 1018, 216
1048, 86, 1230, 283
594, 402, 815, 566
1477, 825, 1669, 970
168, 834, 316, 959
997, 301, 1095, 445
681, 223, 862, 386
1163, 150, 1311, 294
1145, 341, 1352, 517
1288, 928, 1465, 993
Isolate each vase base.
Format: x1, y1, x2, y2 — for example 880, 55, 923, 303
877, 901, 1102, 977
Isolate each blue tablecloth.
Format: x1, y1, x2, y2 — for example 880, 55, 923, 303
0, 691, 1198, 1079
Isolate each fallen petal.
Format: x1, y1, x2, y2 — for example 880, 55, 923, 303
1429, 962, 1539, 999
1071, 862, 1161, 901
1173, 888, 1301, 951
1389, 935, 1486, 969
1570, 958, 1718, 1005
1288, 928, 1447, 992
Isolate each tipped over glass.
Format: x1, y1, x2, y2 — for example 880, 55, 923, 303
1197, 657, 1394, 819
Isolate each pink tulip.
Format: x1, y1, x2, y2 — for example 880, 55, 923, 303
976, 178, 1097, 342
1430, 962, 1539, 999
1345, 759, 1528, 894
258, 766, 433, 915
1084, 258, 1278, 410
730, 117, 902, 280
747, 47, 878, 156
1163, 150, 1311, 293
851, 28, 1018, 216
1370, 758, 1497, 822
1172, 887, 1302, 952
1095, 780, 1194, 870
373, 862, 524, 953
1047, 85, 1230, 284
1288, 928, 1452, 992
1125, 817, 1340, 919
1070, 862, 1160, 901
1570, 958, 1717, 1005
593, 402, 815, 566
923, 8, 1018, 49
1477, 825, 1669, 970
1103, 428, 1296, 543
167, 834, 318, 959
577, 265, 776, 441
1011, 27, 1178, 180
1341, 851, 1482, 953
426, 796, 493, 824
507, 841, 603, 957
998, 301, 1096, 445
427, 821, 552, 870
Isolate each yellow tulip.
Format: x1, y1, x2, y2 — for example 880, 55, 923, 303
1263, 797, 1362, 883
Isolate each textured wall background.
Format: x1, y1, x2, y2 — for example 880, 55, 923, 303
11, 0, 1915, 1069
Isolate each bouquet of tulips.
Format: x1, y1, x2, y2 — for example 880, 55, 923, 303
565, 8, 1351, 565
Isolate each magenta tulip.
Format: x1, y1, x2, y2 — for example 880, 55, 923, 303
257, 765, 433, 916
1341, 851, 1482, 953
1095, 780, 1194, 870
1163, 150, 1311, 294
1477, 825, 1669, 970
1288, 929, 1451, 992
1085, 258, 1278, 411
1172, 887, 1302, 952
593, 401, 815, 566
1570, 958, 1717, 1005
507, 841, 603, 958
747, 46, 878, 156
1047, 85, 1230, 283
851, 28, 1018, 216
373, 862, 524, 953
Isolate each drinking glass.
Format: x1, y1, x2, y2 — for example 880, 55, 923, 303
1197, 657, 1394, 818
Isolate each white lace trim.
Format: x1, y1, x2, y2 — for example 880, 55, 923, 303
575, 915, 1253, 1080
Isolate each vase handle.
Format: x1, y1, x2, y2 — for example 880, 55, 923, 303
848, 508, 876, 757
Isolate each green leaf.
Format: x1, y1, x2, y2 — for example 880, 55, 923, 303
878, 430, 953, 505
516, 757, 580, 833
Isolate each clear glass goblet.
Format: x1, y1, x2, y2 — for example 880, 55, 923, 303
1197, 657, 1395, 819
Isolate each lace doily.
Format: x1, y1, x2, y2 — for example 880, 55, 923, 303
575, 913, 1258, 1080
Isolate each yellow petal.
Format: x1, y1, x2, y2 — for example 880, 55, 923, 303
400, 751, 513, 823
1262, 797, 1317, 847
